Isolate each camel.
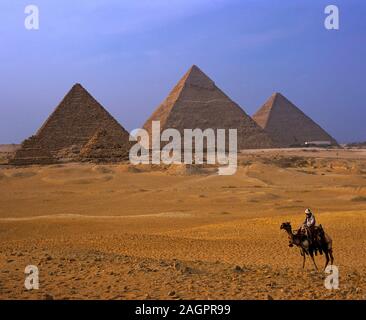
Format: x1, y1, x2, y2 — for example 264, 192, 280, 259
280, 222, 334, 270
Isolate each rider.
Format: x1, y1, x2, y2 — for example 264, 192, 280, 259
301, 208, 316, 243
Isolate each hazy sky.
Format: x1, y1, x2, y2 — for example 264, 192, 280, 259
0, 0, 365, 143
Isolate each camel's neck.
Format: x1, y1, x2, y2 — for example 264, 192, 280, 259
285, 228, 294, 240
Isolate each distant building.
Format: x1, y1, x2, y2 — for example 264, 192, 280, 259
304, 141, 332, 147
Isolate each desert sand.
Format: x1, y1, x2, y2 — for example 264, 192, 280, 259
1, 148, 366, 300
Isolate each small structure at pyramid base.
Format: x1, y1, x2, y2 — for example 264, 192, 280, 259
11, 83, 132, 165
143, 65, 276, 151
9, 136, 55, 165
253, 92, 338, 148
79, 128, 132, 163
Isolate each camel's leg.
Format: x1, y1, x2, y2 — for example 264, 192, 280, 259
310, 251, 318, 270
302, 251, 306, 269
323, 251, 330, 271
329, 249, 334, 265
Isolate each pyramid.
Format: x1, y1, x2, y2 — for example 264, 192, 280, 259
143, 65, 274, 150
11, 83, 131, 164
252, 92, 338, 147
10, 136, 55, 165
79, 127, 131, 163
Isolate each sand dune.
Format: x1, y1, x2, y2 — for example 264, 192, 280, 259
0, 148, 366, 299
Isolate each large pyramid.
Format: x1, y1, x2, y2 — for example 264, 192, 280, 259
11, 83, 131, 164
253, 92, 338, 147
142, 65, 275, 150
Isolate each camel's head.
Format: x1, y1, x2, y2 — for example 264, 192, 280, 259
280, 222, 292, 231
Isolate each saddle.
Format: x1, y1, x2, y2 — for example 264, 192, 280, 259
297, 225, 325, 254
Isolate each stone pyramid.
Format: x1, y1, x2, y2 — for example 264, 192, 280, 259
79, 127, 131, 163
143, 65, 275, 150
252, 92, 338, 147
10, 136, 55, 165
11, 83, 131, 164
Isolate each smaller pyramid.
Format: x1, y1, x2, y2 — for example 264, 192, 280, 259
143, 65, 275, 150
34, 83, 129, 158
79, 127, 131, 163
252, 93, 338, 147
10, 136, 55, 165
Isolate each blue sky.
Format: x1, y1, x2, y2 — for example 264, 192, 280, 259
0, 0, 365, 143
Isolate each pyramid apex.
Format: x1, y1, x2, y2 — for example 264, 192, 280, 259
68, 83, 86, 94
270, 92, 288, 106
182, 65, 215, 89
185, 64, 204, 76
273, 92, 284, 98
72, 83, 84, 89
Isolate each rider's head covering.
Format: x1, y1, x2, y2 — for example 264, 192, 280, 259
305, 208, 312, 215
